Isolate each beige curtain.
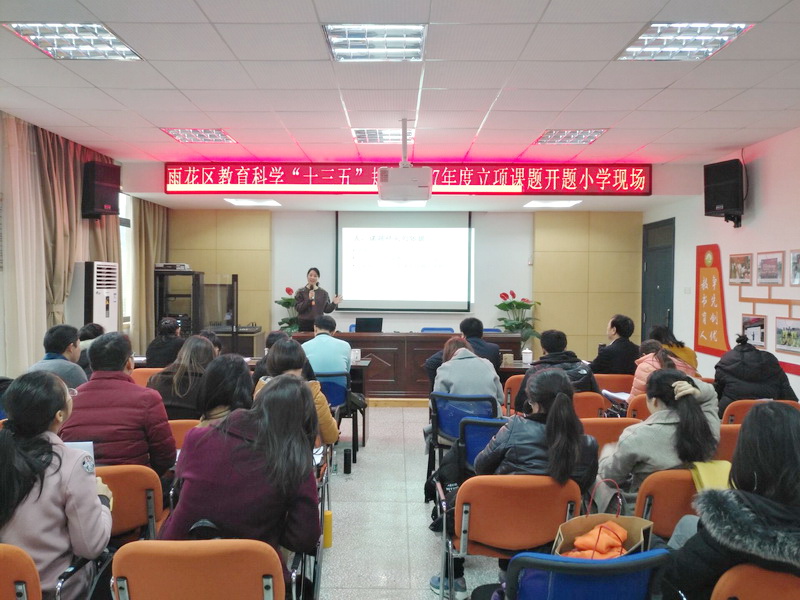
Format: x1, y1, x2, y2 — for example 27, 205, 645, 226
132, 197, 167, 353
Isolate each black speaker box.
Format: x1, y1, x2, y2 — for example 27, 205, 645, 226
82, 161, 121, 218
704, 159, 744, 217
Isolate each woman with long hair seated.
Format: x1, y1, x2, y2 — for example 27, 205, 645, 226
596, 369, 719, 512
196, 354, 254, 427
159, 375, 321, 592
0, 372, 112, 600
660, 401, 800, 600
430, 369, 598, 599
630, 339, 699, 398
648, 324, 698, 370
147, 335, 215, 420
254, 338, 338, 444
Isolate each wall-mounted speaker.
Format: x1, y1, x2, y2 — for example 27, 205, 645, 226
704, 159, 744, 227
82, 161, 121, 219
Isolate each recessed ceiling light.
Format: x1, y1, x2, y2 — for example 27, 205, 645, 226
523, 200, 583, 208
352, 128, 415, 144
224, 199, 281, 207
2, 23, 140, 60
162, 128, 237, 144
377, 199, 427, 208
324, 24, 426, 62
618, 22, 753, 61
535, 129, 607, 145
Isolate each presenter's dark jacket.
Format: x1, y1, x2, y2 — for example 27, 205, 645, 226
294, 286, 336, 331
589, 337, 639, 375
424, 336, 502, 386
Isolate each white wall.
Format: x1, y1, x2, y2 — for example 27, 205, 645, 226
271, 211, 534, 333
644, 128, 800, 392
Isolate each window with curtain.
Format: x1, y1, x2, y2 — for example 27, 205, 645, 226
119, 193, 133, 332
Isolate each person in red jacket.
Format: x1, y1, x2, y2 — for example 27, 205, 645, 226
60, 332, 176, 476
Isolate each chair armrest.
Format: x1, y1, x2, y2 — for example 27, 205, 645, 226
56, 556, 90, 600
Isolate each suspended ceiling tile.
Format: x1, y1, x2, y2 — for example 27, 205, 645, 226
518, 143, 582, 161
23, 87, 124, 109
510, 61, 606, 90
347, 111, 415, 129
105, 23, 236, 61
244, 61, 338, 90
597, 128, 671, 145
207, 111, 284, 129
614, 110, 704, 128
138, 110, 219, 128
98, 127, 178, 143
416, 111, 488, 128
216, 24, 330, 61
133, 142, 221, 161
430, 0, 548, 23
276, 111, 350, 129
480, 110, 560, 130
298, 143, 360, 162
713, 23, 800, 60
8, 106, 89, 127
0, 59, 92, 87
754, 61, 800, 89
199, 127, 293, 144
424, 61, 515, 89
198, 145, 259, 161
195, 0, 319, 23
77, 0, 208, 23
520, 23, 644, 61
236, 143, 310, 160
0, 0, 97, 21
657, 0, 791, 22
547, 111, 630, 129
679, 110, 765, 129
333, 62, 423, 90
671, 59, 794, 89
152, 61, 256, 90
414, 129, 478, 145
573, 143, 639, 161
341, 89, 418, 112
62, 61, 174, 89
716, 88, 800, 111
410, 143, 469, 161
105, 89, 198, 111
639, 89, 741, 111
426, 24, 536, 60
476, 129, 538, 144
290, 129, 354, 144
420, 89, 499, 112
493, 89, 580, 111
67, 109, 163, 128
588, 61, 697, 90
349, 143, 405, 161
566, 89, 660, 111
263, 89, 344, 112
541, 0, 669, 22
182, 90, 274, 112
313, 0, 432, 23
466, 143, 530, 160
746, 110, 800, 129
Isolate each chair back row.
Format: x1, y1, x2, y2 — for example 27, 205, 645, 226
96, 465, 164, 539
721, 399, 800, 424
130, 368, 163, 387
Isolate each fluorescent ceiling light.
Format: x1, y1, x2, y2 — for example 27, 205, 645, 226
353, 128, 415, 144
535, 129, 606, 145
224, 199, 281, 207
162, 128, 237, 143
618, 23, 753, 61
377, 199, 427, 208
2, 23, 140, 60
324, 24, 426, 62
523, 200, 583, 208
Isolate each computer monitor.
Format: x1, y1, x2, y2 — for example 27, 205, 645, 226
355, 317, 383, 333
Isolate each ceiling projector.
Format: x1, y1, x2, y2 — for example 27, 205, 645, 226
377, 165, 432, 201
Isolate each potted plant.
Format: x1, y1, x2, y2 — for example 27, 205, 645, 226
496, 290, 540, 349
274, 287, 299, 333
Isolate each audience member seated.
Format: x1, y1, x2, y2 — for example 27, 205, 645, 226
159, 375, 321, 590
198, 329, 223, 357
254, 338, 338, 444
77, 322, 104, 379
27, 324, 87, 389
649, 325, 698, 370
660, 401, 800, 600
630, 339, 699, 398
595, 370, 719, 513
60, 332, 176, 476
196, 354, 253, 427
424, 318, 501, 386
302, 316, 351, 387
0, 371, 112, 600
589, 314, 640, 375
147, 335, 215, 420
253, 330, 315, 386
514, 329, 600, 412
430, 369, 598, 598
714, 334, 798, 417
434, 337, 503, 406
145, 317, 185, 368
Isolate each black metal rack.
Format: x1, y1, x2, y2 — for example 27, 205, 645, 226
154, 270, 205, 337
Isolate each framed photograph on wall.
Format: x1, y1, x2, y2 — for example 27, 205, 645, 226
756, 251, 784, 286
791, 250, 800, 286
742, 314, 766, 348
776, 317, 800, 354
729, 253, 752, 285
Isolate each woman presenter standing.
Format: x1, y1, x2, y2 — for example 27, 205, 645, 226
295, 267, 342, 332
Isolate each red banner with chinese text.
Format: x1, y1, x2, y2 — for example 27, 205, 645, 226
164, 162, 651, 195
694, 245, 731, 357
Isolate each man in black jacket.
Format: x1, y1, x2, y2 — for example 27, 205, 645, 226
589, 314, 639, 375
514, 330, 599, 412
423, 318, 501, 386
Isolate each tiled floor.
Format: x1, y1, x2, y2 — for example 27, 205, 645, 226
321, 407, 498, 599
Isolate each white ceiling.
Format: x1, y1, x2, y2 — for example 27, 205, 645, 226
2, 0, 800, 211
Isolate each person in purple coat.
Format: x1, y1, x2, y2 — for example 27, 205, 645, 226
159, 374, 320, 592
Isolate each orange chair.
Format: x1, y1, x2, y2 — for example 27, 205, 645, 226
111, 539, 285, 600
580, 418, 641, 455
700, 377, 715, 385
168, 419, 199, 450
634, 469, 697, 539
130, 368, 162, 387
714, 424, 740, 461
626, 394, 651, 419
95, 465, 165, 541
572, 392, 606, 418
503, 374, 525, 416
595, 374, 634, 393
722, 399, 800, 424
437, 475, 581, 599
0, 543, 42, 600
711, 563, 800, 600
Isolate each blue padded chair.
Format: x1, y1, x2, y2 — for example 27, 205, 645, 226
427, 392, 498, 479
348, 324, 356, 332
316, 371, 360, 464
457, 417, 506, 479
505, 549, 670, 600
421, 327, 455, 333
483, 328, 502, 333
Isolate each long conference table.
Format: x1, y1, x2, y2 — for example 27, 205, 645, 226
291, 331, 522, 398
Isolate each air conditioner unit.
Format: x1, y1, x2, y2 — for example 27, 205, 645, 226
65, 261, 119, 332
378, 166, 432, 201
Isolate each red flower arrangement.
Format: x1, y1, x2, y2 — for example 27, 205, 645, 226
495, 290, 540, 348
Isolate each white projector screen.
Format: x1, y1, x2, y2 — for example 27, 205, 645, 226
336, 212, 472, 311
